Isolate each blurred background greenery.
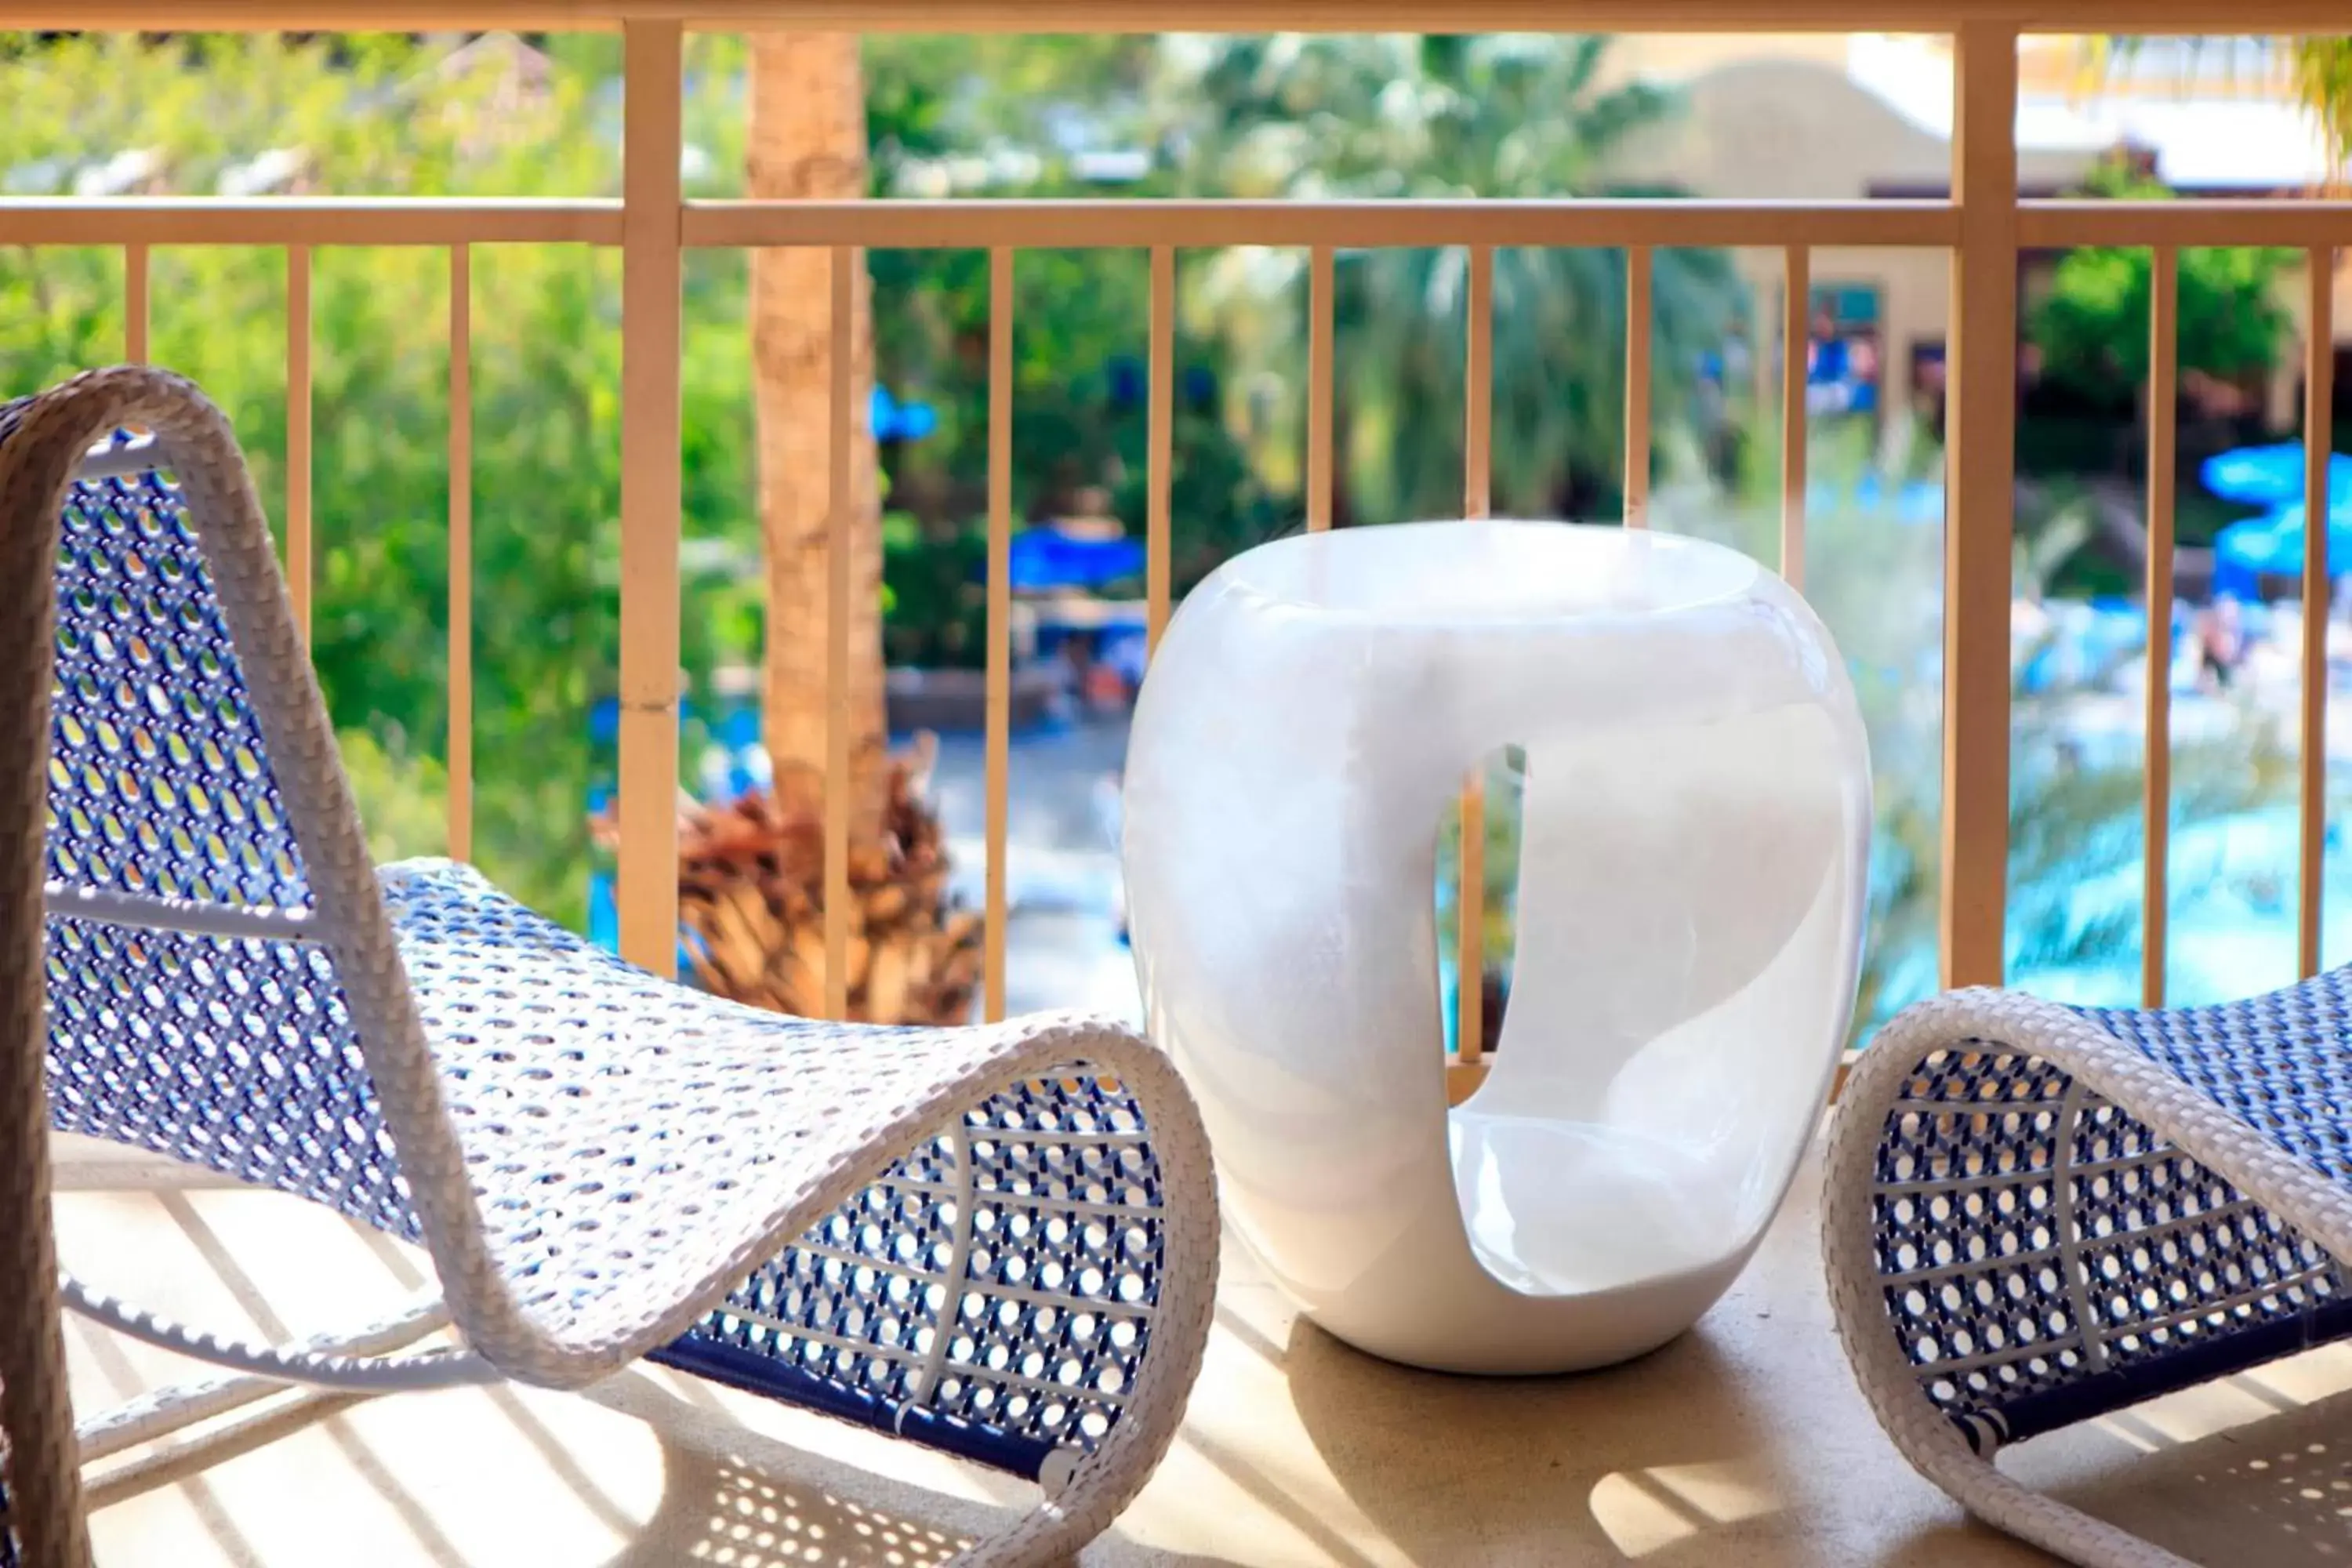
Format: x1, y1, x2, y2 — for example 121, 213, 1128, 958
0, 29, 1740, 926
4, 27, 2341, 1036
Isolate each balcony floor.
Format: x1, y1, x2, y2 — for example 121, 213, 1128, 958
49, 1131, 2352, 1566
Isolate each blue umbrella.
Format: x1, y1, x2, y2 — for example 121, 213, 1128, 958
871, 384, 938, 443
2264, 494, 2352, 530
2213, 549, 2263, 601
1006, 528, 1146, 591
2199, 443, 2352, 507
2215, 505, 2352, 579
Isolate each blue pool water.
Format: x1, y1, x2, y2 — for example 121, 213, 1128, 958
2012, 805, 2352, 1009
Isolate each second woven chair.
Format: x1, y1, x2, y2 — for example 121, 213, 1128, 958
1826, 978, 2352, 1568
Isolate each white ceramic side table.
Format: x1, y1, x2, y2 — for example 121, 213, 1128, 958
1122, 520, 1870, 1374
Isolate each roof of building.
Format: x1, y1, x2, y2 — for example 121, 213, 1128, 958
1845, 32, 2334, 190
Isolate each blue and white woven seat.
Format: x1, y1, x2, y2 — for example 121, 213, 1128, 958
1825, 979, 2352, 1567
0, 367, 1218, 1568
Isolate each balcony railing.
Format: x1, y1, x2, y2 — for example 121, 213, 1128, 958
1, 8, 2345, 1083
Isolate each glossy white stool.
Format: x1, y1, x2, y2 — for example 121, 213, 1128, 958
1122, 520, 1870, 1373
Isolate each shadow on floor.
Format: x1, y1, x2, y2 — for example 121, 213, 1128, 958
1287, 1308, 2352, 1566
2022, 1378, 2352, 1566
1283, 1312, 1804, 1564
593, 1370, 1247, 1568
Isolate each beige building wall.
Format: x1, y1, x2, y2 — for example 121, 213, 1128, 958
1589, 33, 1851, 93
1610, 57, 2093, 445
1610, 48, 2347, 439
1615, 56, 2103, 198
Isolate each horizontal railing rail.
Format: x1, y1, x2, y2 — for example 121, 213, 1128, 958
2020, 200, 2352, 247
19, 196, 2352, 253
8, 3, 2352, 34
5, 16, 2347, 1073
677, 198, 1963, 249
0, 198, 623, 246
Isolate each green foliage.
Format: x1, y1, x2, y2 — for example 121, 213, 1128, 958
0, 31, 756, 926
2027, 159, 2294, 405
880, 510, 986, 669
338, 727, 451, 866
0, 31, 1306, 911
2, 29, 1733, 929
2083, 35, 2352, 186
1153, 34, 1742, 521
2288, 38, 2352, 183
865, 245, 1289, 601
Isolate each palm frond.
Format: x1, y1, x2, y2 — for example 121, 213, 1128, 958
2085, 34, 2351, 187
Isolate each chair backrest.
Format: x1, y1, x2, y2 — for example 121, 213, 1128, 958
4, 372, 541, 1568
36, 430, 416, 1238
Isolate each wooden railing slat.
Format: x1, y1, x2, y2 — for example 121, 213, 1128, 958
1940, 22, 2020, 990
2142, 245, 2177, 1007
615, 18, 684, 973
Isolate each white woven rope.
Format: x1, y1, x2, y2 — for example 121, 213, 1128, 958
1824, 987, 2352, 1568
904, 1126, 978, 1422
2, 368, 1222, 1568
1873, 1140, 2172, 1200
2048, 1078, 2114, 1377
73, 434, 161, 482
41, 884, 316, 944
707, 1305, 924, 1367
74, 1294, 452, 1462
60, 1275, 492, 1393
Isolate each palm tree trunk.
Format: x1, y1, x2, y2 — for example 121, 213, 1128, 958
723, 34, 983, 1025
749, 31, 885, 844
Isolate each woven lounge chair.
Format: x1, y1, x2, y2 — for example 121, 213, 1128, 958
0, 366, 1218, 1568
1825, 982, 2352, 1566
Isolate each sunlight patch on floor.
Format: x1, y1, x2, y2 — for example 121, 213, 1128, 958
1588, 1459, 1785, 1558
51, 1133, 2352, 1566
